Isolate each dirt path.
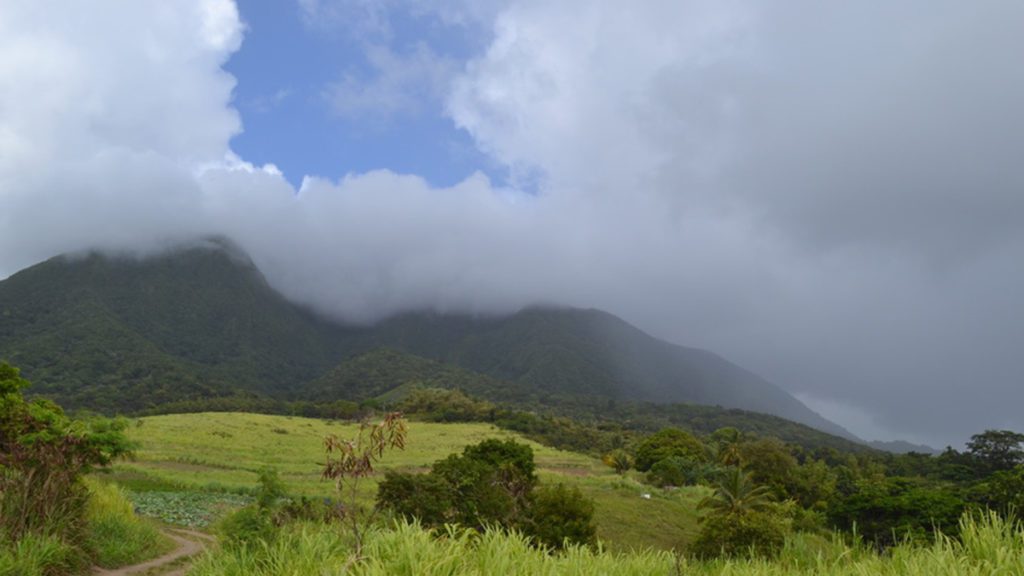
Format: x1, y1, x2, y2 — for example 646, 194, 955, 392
93, 529, 214, 576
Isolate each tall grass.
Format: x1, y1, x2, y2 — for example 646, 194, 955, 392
0, 478, 174, 576
84, 478, 175, 568
0, 532, 82, 576
189, 512, 1024, 576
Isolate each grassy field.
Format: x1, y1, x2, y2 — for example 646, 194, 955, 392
113, 412, 704, 551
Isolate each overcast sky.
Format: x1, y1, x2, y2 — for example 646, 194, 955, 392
1, 0, 1022, 447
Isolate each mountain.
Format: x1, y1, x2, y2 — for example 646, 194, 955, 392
866, 439, 939, 455
0, 239, 854, 442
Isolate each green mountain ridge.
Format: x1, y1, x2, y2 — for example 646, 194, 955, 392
1, 240, 863, 447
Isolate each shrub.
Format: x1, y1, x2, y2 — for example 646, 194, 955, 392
217, 506, 278, 550
646, 457, 719, 487
690, 510, 788, 559
525, 483, 597, 550
634, 428, 706, 472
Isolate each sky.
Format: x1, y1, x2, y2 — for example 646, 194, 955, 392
1, 0, 1023, 448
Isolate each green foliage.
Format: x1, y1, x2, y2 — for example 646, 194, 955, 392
968, 465, 1024, 515
0, 362, 132, 552
149, 511, 1024, 576
0, 532, 82, 576
966, 429, 1024, 476
690, 510, 788, 559
601, 449, 633, 475
738, 437, 798, 500
635, 428, 707, 472
0, 247, 868, 458
424, 438, 537, 530
128, 490, 252, 528
400, 387, 496, 423
700, 467, 774, 517
218, 506, 279, 550
84, 479, 173, 568
525, 483, 597, 550
378, 438, 596, 549
827, 477, 965, 547
646, 457, 719, 488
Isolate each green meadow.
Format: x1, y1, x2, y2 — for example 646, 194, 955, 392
115, 412, 705, 551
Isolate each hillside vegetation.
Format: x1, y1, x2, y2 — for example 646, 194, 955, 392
0, 241, 853, 442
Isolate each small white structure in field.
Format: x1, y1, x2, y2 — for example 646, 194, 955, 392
641, 493, 651, 500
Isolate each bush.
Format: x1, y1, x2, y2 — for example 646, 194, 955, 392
634, 428, 706, 472
217, 506, 278, 550
525, 483, 597, 550
378, 438, 596, 549
690, 511, 787, 559
376, 471, 453, 527
646, 457, 719, 487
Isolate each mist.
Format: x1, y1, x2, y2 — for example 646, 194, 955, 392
1, 0, 1023, 447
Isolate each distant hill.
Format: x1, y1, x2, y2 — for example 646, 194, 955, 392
866, 439, 939, 455
1, 239, 864, 448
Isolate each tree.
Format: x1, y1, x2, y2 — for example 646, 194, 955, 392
525, 483, 597, 550
709, 427, 744, 466
377, 438, 597, 549
827, 476, 965, 547
966, 430, 1024, 476
0, 362, 132, 553
738, 438, 798, 500
699, 467, 774, 517
969, 465, 1024, 515
321, 411, 407, 557
692, 468, 785, 559
634, 428, 707, 472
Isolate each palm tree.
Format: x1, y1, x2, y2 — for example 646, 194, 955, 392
699, 467, 773, 517
708, 427, 744, 467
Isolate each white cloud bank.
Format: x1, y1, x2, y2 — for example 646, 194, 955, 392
1, 0, 1023, 446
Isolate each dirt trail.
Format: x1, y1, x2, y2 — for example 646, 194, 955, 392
93, 529, 214, 576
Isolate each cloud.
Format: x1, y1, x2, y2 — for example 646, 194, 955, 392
1, 0, 1023, 447
324, 44, 456, 123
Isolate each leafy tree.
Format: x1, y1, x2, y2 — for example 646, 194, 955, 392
634, 428, 707, 472
966, 430, 1024, 476
789, 459, 837, 510
969, 465, 1024, 515
739, 438, 798, 500
377, 438, 596, 549
690, 509, 787, 559
827, 477, 965, 547
0, 361, 132, 562
525, 483, 597, 550
646, 457, 719, 488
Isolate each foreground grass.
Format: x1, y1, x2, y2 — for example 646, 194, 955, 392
188, 512, 1024, 576
119, 412, 700, 551
0, 479, 173, 576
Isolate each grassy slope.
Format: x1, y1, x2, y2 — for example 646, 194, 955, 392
116, 412, 703, 552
